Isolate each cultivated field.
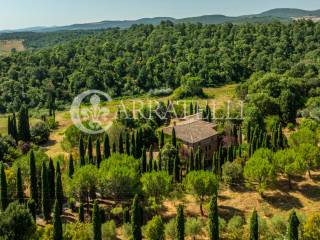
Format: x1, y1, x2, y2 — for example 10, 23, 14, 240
0, 39, 25, 55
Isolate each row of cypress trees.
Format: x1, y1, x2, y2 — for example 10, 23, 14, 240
7, 105, 31, 142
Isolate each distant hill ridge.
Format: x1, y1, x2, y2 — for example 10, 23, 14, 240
1, 8, 320, 33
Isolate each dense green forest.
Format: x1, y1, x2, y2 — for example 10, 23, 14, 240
0, 30, 104, 49
0, 20, 320, 113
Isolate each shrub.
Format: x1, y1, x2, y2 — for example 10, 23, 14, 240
287, 123, 295, 131
222, 161, 243, 185
270, 215, 287, 239
30, 121, 50, 144
64, 222, 92, 240
102, 220, 117, 240
148, 88, 173, 97
226, 216, 244, 240
0, 201, 36, 240
122, 223, 133, 239
165, 219, 177, 240
144, 215, 165, 240
185, 217, 203, 239
304, 214, 320, 240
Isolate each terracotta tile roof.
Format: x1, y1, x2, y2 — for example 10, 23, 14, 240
162, 120, 219, 144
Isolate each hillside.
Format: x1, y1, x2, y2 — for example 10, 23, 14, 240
1, 8, 319, 33
0, 20, 319, 113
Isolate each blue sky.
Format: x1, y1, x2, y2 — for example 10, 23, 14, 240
1, 0, 320, 30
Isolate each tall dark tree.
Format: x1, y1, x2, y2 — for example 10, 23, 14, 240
208, 193, 219, 240
131, 195, 142, 240
68, 154, 74, 178
141, 147, 147, 173
189, 102, 194, 115
53, 200, 62, 240
288, 210, 300, 240
126, 131, 131, 155
0, 164, 8, 211
123, 207, 130, 224
79, 203, 85, 222
92, 200, 102, 240
41, 162, 51, 221
173, 155, 180, 182
29, 150, 38, 205
130, 132, 136, 157
79, 135, 86, 166
95, 139, 102, 168
16, 167, 24, 203
176, 204, 185, 240
158, 151, 162, 171
250, 209, 259, 240
103, 133, 111, 159
149, 145, 154, 172
112, 142, 117, 153
56, 161, 61, 175
55, 172, 64, 215
87, 136, 93, 164
172, 127, 177, 147
159, 130, 165, 149
48, 158, 55, 203
18, 105, 31, 142
119, 133, 124, 154
27, 199, 36, 220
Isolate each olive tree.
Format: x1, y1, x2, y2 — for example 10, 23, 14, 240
183, 171, 218, 216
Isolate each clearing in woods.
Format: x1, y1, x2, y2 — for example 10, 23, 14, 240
0, 39, 25, 55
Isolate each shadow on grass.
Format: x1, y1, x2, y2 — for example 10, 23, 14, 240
298, 184, 320, 201
218, 205, 244, 221
263, 192, 303, 211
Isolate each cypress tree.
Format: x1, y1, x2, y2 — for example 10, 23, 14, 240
112, 142, 117, 153
79, 203, 85, 222
212, 153, 217, 174
18, 105, 31, 142
103, 133, 111, 159
27, 199, 36, 220
208, 193, 219, 240
172, 127, 177, 147
53, 200, 63, 240
93, 200, 102, 240
55, 172, 64, 215
131, 195, 142, 240
48, 158, 55, 202
288, 210, 300, 240
96, 139, 102, 168
68, 154, 74, 178
159, 130, 165, 149
79, 135, 86, 166
125, 131, 130, 155
130, 132, 136, 157
141, 147, 147, 173
56, 161, 61, 175
173, 155, 180, 182
123, 207, 130, 224
16, 167, 24, 203
149, 145, 154, 172
158, 151, 162, 171
41, 162, 51, 221
189, 149, 194, 171
87, 136, 93, 164
29, 150, 38, 205
7, 115, 12, 136
176, 204, 185, 240
119, 133, 124, 154
277, 124, 284, 149
11, 113, 18, 142
189, 102, 194, 115
250, 209, 259, 240
0, 164, 8, 211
